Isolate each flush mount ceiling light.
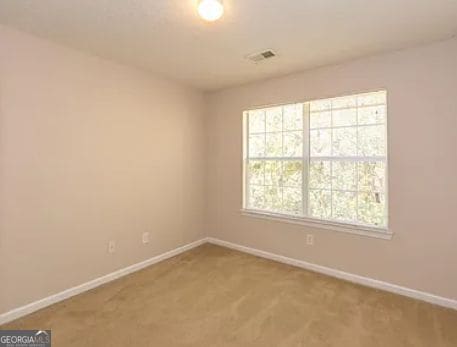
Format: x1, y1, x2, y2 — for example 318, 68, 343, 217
198, 0, 224, 22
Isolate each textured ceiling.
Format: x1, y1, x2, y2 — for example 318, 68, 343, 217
0, 0, 456, 91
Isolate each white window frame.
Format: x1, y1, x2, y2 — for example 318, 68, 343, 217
241, 90, 392, 240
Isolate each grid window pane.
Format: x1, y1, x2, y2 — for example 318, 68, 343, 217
249, 185, 265, 210
310, 111, 331, 129
264, 160, 282, 186
332, 191, 357, 222
332, 161, 357, 191
248, 160, 264, 185
265, 186, 283, 212
282, 161, 303, 187
283, 187, 302, 215
332, 95, 357, 109
310, 129, 331, 156
332, 108, 357, 127
248, 110, 265, 133
283, 131, 303, 157
358, 161, 386, 192
310, 99, 331, 112
332, 127, 357, 156
309, 190, 331, 219
358, 192, 386, 226
266, 132, 282, 157
309, 161, 331, 189
283, 104, 303, 130
358, 105, 385, 125
358, 125, 386, 156
266, 107, 282, 132
249, 134, 265, 157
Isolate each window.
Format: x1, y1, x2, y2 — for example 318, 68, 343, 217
243, 91, 388, 234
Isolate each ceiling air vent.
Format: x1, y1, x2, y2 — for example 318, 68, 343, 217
246, 50, 277, 63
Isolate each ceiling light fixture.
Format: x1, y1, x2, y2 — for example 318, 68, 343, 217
198, 0, 224, 22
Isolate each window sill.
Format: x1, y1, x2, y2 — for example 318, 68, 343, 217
240, 209, 393, 240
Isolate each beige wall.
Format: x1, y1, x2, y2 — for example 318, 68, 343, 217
1, 24, 456, 316
206, 38, 457, 300
0, 26, 206, 314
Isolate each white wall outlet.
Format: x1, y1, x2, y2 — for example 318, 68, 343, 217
142, 232, 150, 244
108, 240, 116, 253
306, 234, 314, 246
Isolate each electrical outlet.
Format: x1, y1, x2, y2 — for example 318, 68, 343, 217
306, 234, 314, 246
108, 240, 116, 253
142, 232, 150, 244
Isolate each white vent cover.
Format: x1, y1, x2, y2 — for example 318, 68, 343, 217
246, 50, 277, 63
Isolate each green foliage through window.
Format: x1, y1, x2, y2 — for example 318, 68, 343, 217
244, 91, 388, 229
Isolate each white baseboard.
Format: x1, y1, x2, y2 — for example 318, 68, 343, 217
0, 238, 208, 325
2, 236, 455, 326
207, 237, 457, 310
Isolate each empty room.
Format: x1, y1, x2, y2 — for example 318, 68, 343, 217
0, 1, 456, 346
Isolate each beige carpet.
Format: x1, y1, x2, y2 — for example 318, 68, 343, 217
2, 244, 456, 346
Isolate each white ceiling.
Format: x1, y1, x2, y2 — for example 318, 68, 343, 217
0, 0, 456, 91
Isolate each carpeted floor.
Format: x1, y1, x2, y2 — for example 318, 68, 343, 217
2, 244, 456, 346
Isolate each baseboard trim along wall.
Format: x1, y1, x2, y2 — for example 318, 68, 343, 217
207, 237, 457, 311
2, 236, 455, 325
0, 238, 207, 325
